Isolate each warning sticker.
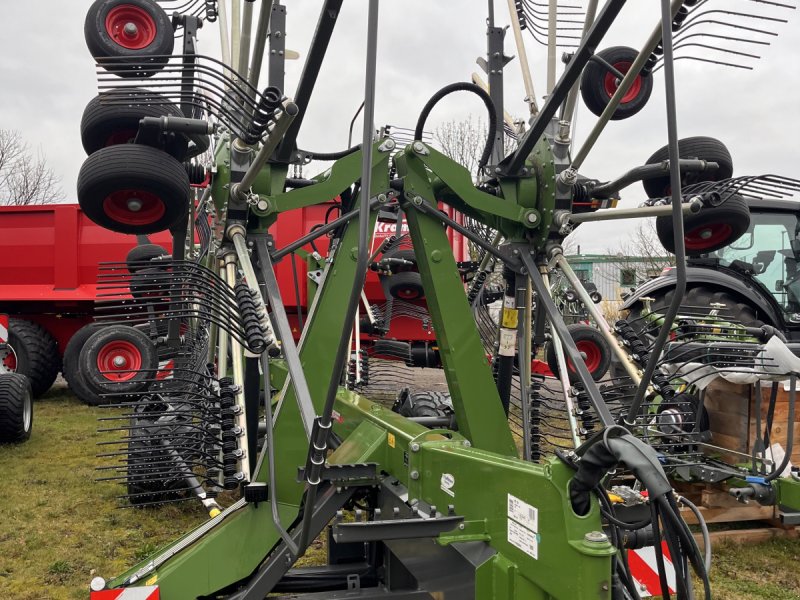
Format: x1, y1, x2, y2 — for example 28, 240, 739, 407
501, 297, 518, 329
507, 518, 538, 559
498, 328, 516, 356
440, 473, 455, 497
508, 493, 538, 532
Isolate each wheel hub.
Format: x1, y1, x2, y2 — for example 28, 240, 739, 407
123, 22, 139, 38
112, 355, 128, 368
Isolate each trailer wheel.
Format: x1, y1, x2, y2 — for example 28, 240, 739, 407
0, 373, 33, 443
655, 194, 750, 255
84, 0, 174, 78
126, 243, 169, 272
77, 144, 190, 235
63, 323, 108, 406
546, 324, 611, 382
80, 325, 158, 398
0, 319, 60, 398
642, 136, 733, 199
385, 271, 425, 301
580, 46, 653, 120
80, 90, 189, 159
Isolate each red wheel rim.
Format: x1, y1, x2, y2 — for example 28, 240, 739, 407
105, 5, 157, 50
603, 61, 642, 104
104, 129, 138, 146
0, 346, 17, 372
684, 223, 732, 250
96, 339, 143, 381
571, 340, 602, 373
103, 189, 166, 226
398, 288, 420, 300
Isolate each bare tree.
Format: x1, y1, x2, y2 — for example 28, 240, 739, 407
434, 116, 517, 182
599, 219, 675, 290
0, 130, 64, 206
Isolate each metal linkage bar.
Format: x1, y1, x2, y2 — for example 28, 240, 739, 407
254, 237, 316, 439
626, 0, 689, 424
520, 251, 615, 427
500, 0, 626, 176
277, 0, 344, 160
563, 196, 701, 225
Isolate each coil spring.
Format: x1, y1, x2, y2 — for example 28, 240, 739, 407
529, 375, 544, 462
243, 86, 283, 145
359, 349, 370, 387
613, 321, 675, 400
234, 283, 268, 353
466, 271, 488, 305
513, 0, 527, 30
491, 349, 501, 385
573, 383, 596, 437
185, 162, 206, 184
204, 0, 218, 21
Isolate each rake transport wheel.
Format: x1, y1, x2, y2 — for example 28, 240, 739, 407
642, 136, 734, 199
546, 323, 611, 383
79, 325, 158, 398
80, 90, 190, 159
126, 243, 169, 272
0, 319, 60, 398
77, 144, 190, 234
0, 373, 33, 444
580, 46, 653, 120
394, 388, 454, 418
63, 323, 108, 406
84, 0, 174, 78
655, 194, 750, 255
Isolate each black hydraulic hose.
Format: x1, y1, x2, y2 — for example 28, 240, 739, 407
763, 381, 779, 450
300, 144, 362, 161
650, 502, 672, 600
765, 374, 796, 482
414, 82, 497, 169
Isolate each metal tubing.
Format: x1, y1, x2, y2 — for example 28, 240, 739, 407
230, 229, 261, 291
554, 253, 643, 385
627, 0, 688, 424
239, 0, 254, 82
272, 196, 382, 261
217, 261, 231, 378
561, 0, 600, 123
591, 160, 718, 198
504, 0, 538, 114
565, 197, 702, 224
541, 270, 582, 447
547, 0, 558, 94
521, 251, 615, 426
231, 0, 242, 73
234, 100, 299, 195
298, 0, 380, 555
225, 254, 252, 482
218, 0, 232, 68
248, 0, 273, 90
501, 0, 627, 176
255, 239, 316, 439
571, 0, 685, 170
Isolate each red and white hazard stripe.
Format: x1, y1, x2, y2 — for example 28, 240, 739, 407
628, 542, 676, 597
0, 314, 8, 344
91, 586, 159, 600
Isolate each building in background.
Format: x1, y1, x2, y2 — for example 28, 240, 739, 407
565, 253, 674, 306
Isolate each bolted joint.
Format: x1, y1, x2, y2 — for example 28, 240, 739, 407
411, 141, 429, 155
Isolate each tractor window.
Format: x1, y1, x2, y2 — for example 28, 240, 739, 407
711, 211, 800, 316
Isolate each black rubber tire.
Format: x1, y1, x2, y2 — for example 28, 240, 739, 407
79, 325, 158, 398
63, 323, 109, 406
580, 46, 653, 120
0, 319, 60, 398
655, 194, 750, 255
84, 0, 174, 78
546, 324, 611, 383
642, 136, 734, 199
126, 243, 169, 272
394, 388, 454, 418
80, 90, 188, 159
385, 271, 425, 301
0, 373, 33, 443
77, 144, 190, 235
129, 266, 171, 301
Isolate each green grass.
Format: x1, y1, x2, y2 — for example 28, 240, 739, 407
2, 385, 799, 599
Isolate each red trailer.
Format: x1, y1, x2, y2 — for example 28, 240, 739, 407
0, 202, 469, 401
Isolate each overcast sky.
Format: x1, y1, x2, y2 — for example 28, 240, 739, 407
1, 0, 798, 252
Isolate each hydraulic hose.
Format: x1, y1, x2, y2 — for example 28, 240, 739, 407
300, 144, 362, 161
414, 82, 498, 169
